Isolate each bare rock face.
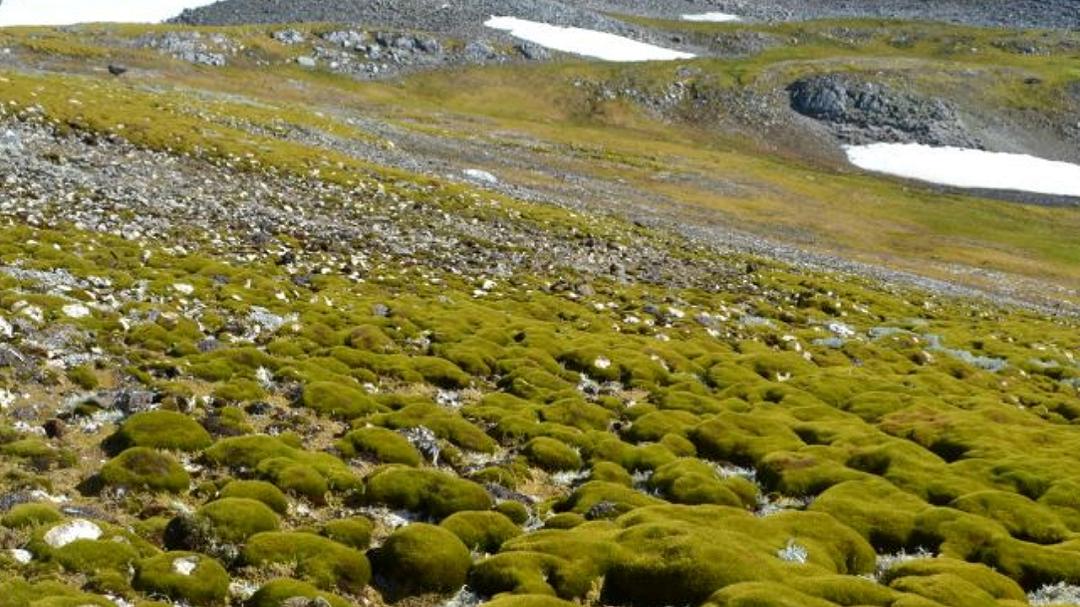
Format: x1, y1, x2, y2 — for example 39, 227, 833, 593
787, 73, 981, 148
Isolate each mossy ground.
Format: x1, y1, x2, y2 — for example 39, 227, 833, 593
0, 15, 1076, 607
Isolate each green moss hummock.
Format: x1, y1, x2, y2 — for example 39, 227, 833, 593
371, 523, 472, 599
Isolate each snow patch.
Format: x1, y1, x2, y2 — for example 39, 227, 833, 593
0, 0, 219, 26
485, 16, 694, 62
43, 519, 101, 548
846, 143, 1080, 198
682, 12, 741, 22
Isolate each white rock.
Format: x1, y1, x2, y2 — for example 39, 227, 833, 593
62, 303, 91, 319
9, 548, 31, 564
172, 555, 199, 576
594, 356, 612, 370
43, 519, 101, 548
173, 283, 195, 295
0, 316, 12, 338
464, 169, 499, 184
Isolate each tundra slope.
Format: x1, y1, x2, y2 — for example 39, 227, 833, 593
175, 0, 1080, 31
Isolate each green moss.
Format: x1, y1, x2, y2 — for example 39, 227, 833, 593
880, 557, 1026, 602
950, 490, 1069, 544
2, 503, 62, 528
370, 402, 496, 452
321, 516, 374, 550
788, 575, 899, 605
479, 595, 579, 607
440, 510, 521, 553
108, 410, 212, 452
99, 447, 191, 493
257, 457, 328, 503
302, 381, 381, 419
810, 478, 927, 551
591, 461, 633, 486
242, 532, 370, 593
649, 458, 757, 508
219, 480, 289, 514
245, 579, 351, 607
133, 552, 229, 606
212, 378, 266, 403
371, 523, 472, 599
195, 498, 280, 543
704, 582, 837, 607
495, 500, 531, 525
544, 513, 587, 529
338, 426, 423, 466
524, 437, 582, 472
364, 465, 492, 519
66, 365, 99, 390
557, 481, 664, 518
0, 580, 113, 607
53, 538, 141, 579
410, 356, 472, 388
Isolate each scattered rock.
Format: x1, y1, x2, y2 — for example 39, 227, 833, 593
272, 29, 305, 45
43, 519, 102, 548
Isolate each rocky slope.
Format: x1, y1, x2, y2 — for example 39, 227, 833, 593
0, 11, 1079, 607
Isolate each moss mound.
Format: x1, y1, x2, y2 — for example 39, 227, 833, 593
440, 510, 522, 552
108, 410, 212, 452
338, 426, 423, 466
364, 465, 492, 519
321, 516, 374, 549
219, 480, 289, 514
2, 502, 62, 528
133, 552, 230, 606
524, 437, 582, 472
242, 532, 370, 593
371, 523, 472, 599
245, 579, 352, 607
99, 447, 191, 493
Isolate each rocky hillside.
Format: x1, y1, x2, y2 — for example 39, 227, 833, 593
0, 7, 1079, 607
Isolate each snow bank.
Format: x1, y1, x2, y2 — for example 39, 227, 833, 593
485, 16, 694, 62
846, 143, 1080, 198
0, 0, 218, 27
682, 13, 741, 22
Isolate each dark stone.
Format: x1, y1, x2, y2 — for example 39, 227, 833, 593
43, 419, 64, 439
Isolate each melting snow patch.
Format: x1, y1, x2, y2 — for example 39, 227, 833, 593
682, 12, 741, 22
846, 143, 1080, 198
0, 0, 219, 26
43, 519, 101, 548
172, 555, 199, 576
485, 16, 694, 62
